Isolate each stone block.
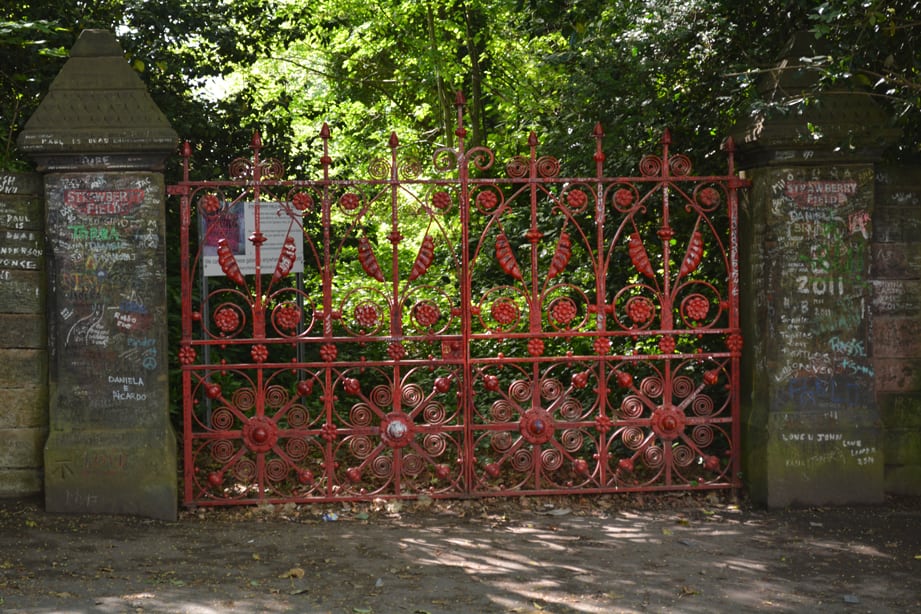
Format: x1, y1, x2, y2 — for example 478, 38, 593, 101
871, 279, 921, 315
879, 394, 921, 429
746, 409, 885, 507
872, 316, 921, 359
0, 269, 45, 313
45, 427, 177, 521
0, 468, 43, 497
0, 314, 44, 348
0, 349, 46, 386
883, 429, 921, 465
873, 358, 921, 393
0, 387, 46, 428
884, 464, 921, 496
0, 428, 46, 468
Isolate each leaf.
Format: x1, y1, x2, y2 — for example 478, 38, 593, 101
279, 567, 305, 579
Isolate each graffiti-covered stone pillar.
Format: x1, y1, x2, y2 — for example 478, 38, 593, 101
734, 34, 900, 506
17, 30, 178, 520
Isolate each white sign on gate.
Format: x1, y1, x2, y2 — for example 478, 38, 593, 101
201, 201, 304, 277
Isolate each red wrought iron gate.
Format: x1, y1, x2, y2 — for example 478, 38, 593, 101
171, 96, 745, 507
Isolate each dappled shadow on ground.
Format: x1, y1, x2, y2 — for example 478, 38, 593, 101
0, 494, 919, 613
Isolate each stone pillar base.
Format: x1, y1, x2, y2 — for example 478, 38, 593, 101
746, 408, 884, 507
45, 428, 177, 521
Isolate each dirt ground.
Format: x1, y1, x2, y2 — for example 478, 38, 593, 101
0, 492, 919, 614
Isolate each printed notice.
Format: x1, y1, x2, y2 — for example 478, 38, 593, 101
201, 201, 304, 277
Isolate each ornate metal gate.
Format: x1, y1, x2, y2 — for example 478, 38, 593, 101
171, 96, 745, 507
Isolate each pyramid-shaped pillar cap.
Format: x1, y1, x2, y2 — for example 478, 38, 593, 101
17, 29, 178, 171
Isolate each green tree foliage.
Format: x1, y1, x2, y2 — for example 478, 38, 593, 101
3, 0, 920, 175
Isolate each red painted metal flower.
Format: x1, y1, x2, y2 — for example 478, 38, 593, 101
320, 343, 338, 361
593, 337, 611, 356
658, 335, 676, 354
626, 297, 655, 324
199, 193, 221, 215
566, 189, 588, 209
354, 304, 380, 328
339, 192, 360, 210
491, 299, 518, 326
726, 333, 743, 353
476, 190, 498, 211
291, 191, 313, 211
527, 338, 544, 357
698, 187, 720, 207
178, 345, 196, 365
432, 190, 452, 210
413, 302, 440, 328
214, 307, 240, 333
251, 344, 269, 363
275, 305, 301, 331
550, 298, 577, 326
614, 188, 634, 208
684, 296, 710, 322
387, 342, 406, 361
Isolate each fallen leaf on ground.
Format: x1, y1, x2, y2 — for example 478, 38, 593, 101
279, 567, 305, 579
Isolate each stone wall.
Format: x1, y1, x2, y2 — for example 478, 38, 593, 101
0, 172, 46, 495
872, 165, 921, 494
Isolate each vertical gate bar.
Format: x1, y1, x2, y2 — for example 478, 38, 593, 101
177, 141, 194, 505
726, 137, 743, 487
389, 132, 404, 495
319, 123, 336, 497
527, 132, 542, 489
592, 123, 609, 486
455, 93, 473, 495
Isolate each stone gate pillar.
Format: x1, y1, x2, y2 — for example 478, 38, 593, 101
734, 35, 900, 506
17, 30, 178, 520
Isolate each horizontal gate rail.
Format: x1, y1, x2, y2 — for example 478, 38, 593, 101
171, 94, 746, 507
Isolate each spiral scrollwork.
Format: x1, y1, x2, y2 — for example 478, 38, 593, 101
540, 377, 563, 401
619, 396, 645, 420
639, 155, 663, 177
506, 155, 528, 178
371, 385, 393, 407
643, 445, 664, 468
265, 458, 289, 481
536, 155, 560, 178
285, 437, 309, 460
210, 408, 235, 430
401, 383, 424, 408
490, 400, 515, 422
233, 458, 256, 482
371, 454, 393, 477
560, 428, 583, 452
673, 445, 695, 467
691, 395, 714, 416
423, 433, 447, 456
622, 426, 646, 450
510, 448, 533, 472
367, 158, 391, 180
558, 398, 583, 421
285, 405, 309, 428
210, 440, 235, 462
541, 448, 564, 471
692, 425, 715, 447
349, 403, 374, 426
640, 376, 664, 399
672, 376, 695, 399
491, 431, 514, 452
509, 379, 531, 402
402, 453, 425, 476
669, 154, 692, 177
422, 402, 446, 425
265, 385, 288, 409
349, 435, 374, 459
